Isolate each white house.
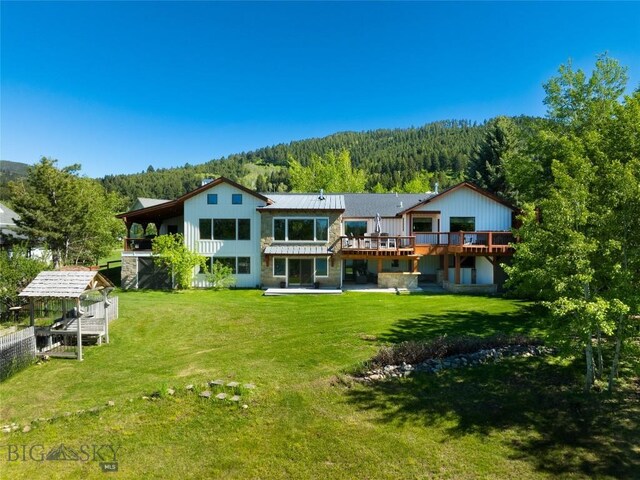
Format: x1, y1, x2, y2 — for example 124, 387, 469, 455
118, 179, 516, 293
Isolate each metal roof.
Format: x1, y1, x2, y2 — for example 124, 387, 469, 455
342, 193, 430, 217
264, 245, 333, 255
260, 194, 345, 211
133, 197, 171, 209
19, 271, 113, 298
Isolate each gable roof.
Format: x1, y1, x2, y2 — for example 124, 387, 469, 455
117, 176, 272, 223
342, 193, 429, 217
133, 197, 170, 210
19, 270, 114, 298
398, 181, 516, 215
258, 194, 345, 211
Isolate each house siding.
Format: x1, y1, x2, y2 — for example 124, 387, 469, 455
409, 187, 512, 232
183, 183, 267, 288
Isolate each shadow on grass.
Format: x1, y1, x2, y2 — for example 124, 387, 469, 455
379, 304, 543, 343
346, 356, 640, 478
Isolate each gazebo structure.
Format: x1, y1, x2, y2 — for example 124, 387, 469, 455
18, 270, 118, 361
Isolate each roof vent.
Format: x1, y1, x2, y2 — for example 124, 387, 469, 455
201, 178, 213, 186
399, 201, 403, 208
319, 189, 325, 200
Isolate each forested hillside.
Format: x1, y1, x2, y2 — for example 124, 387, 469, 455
0, 161, 30, 205
100, 120, 489, 204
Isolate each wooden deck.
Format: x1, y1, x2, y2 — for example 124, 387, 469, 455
340, 231, 514, 258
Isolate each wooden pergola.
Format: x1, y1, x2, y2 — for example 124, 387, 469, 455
18, 271, 116, 361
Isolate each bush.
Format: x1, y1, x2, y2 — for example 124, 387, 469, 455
206, 261, 236, 290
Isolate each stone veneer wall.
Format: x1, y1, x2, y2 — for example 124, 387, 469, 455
442, 281, 497, 294
259, 211, 343, 288
121, 255, 138, 290
377, 272, 420, 289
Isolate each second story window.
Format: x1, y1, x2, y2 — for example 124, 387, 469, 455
273, 217, 329, 242
207, 194, 218, 205
232, 194, 243, 205
199, 218, 250, 240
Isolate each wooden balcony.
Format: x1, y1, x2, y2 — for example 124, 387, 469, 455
123, 237, 154, 251
339, 231, 514, 258
339, 235, 416, 257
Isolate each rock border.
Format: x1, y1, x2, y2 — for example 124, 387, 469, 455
358, 344, 554, 382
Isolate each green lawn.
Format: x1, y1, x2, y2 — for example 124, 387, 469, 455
0, 290, 637, 479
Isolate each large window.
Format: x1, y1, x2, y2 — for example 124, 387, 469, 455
273, 217, 330, 242
289, 219, 314, 241
199, 256, 250, 275
315, 258, 328, 277
214, 219, 236, 240
199, 219, 212, 240
237, 257, 251, 274
238, 219, 251, 240
273, 258, 286, 276
199, 218, 250, 240
450, 217, 475, 232
213, 257, 236, 274
412, 217, 433, 233
344, 220, 367, 236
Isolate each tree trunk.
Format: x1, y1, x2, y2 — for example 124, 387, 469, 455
585, 336, 594, 393
596, 328, 604, 379
608, 314, 624, 393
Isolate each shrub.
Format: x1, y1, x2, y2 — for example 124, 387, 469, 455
206, 261, 236, 290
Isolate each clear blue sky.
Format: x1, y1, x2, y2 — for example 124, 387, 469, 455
1, 1, 639, 178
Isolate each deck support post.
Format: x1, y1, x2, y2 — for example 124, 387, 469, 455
76, 298, 83, 361
412, 258, 419, 273
454, 254, 461, 284
443, 254, 449, 284
29, 299, 35, 327
377, 259, 383, 273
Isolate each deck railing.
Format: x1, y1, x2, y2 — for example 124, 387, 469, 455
123, 237, 154, 251
341, 231, 514, 254
340, 235, 415, 252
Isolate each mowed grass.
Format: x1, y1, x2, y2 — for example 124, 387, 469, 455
0, 290, 637, 479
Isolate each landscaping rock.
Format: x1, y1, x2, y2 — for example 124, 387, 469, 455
22, 425, 31, 433
243, 383, 256, 389
242, 404, 248, 409
199, 390, 212, 399
359, 344, 555, 382
167, 388, 175, 396
186, 384, 194, 391
107, 401, 115, 407
226, 381, 240, 388
230, 395, 241, 402
215, 393, 227, 400
2, 427, 10, 433
209, 380, 224, 386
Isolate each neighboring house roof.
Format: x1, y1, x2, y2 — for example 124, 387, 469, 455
398, 181, 517, 215
133, 197, 170, 210
0, 202, 26, 243
342, 193, 430, 217
264, 245, 332, 255
0, 202, 19, 228
117, 176, 273, 224
259, 194, 345, 211
19, 271, 114, 298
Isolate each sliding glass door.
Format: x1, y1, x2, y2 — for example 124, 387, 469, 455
288, 259, 314, 285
